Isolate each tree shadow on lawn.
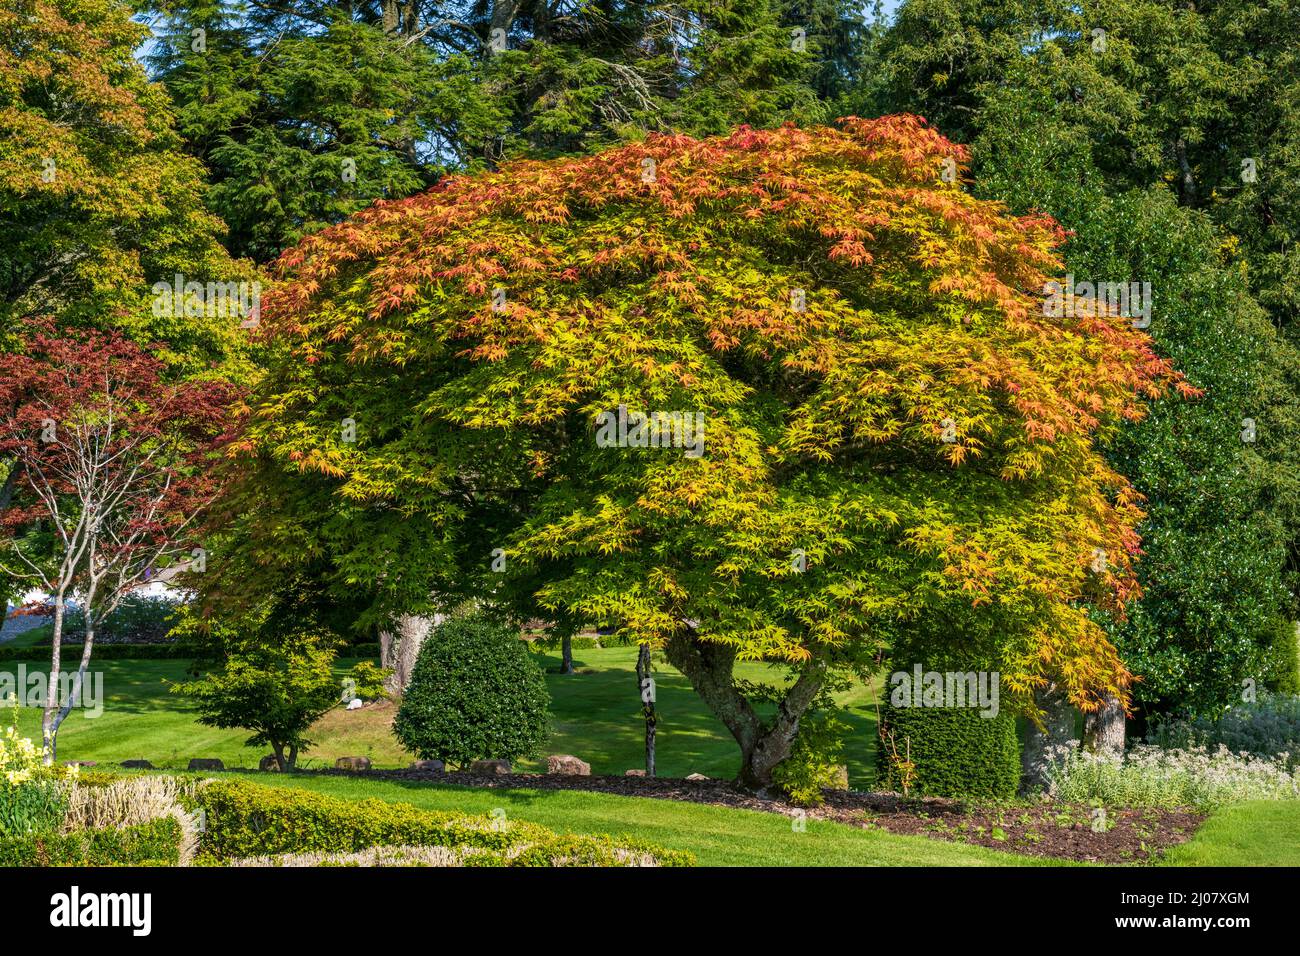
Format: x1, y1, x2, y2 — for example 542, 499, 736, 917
527, 647, 878, 784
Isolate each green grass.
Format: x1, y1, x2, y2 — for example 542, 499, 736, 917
4, 646, 880, 782
0, 621, 54, 648
1158, 801, 1300, 866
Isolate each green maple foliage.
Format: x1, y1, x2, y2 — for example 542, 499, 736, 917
213, 117, 1190, 785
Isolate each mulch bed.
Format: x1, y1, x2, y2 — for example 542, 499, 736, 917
310, 767, 1205, 864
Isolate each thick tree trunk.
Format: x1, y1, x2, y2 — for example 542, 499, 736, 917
1083, 694, 1126, 758
491, 0, 522, 36
378, 614, 436, 695
663, 629, 823, 792
636, 643, 656, 777
272, 742, 298, 772
559, 631, 575, 674
738, 666, 824, 791
1020, 683, 1078, 795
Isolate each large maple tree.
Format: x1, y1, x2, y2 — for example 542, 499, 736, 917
220, 116, 1189, 788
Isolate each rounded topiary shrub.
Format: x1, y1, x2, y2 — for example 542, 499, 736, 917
393, 614, 550, 766
876, 705, 1021, 799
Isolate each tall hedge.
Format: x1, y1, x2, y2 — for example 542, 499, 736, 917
1265, 619, 1300, 696
877, 705, 1021, 799
393, 614, 550, 766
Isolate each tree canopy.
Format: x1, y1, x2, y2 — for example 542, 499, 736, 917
212, 116, 1190, 784
140, 0, 869, 263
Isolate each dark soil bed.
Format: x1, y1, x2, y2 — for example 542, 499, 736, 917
307, 767, 1205, 864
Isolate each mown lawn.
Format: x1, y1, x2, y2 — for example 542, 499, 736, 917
1157, 801, 1300, 866
6, 647, 879, 781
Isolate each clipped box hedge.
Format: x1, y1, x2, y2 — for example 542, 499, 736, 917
191, 780, 693, 866
876, 705, 1021, 799
0, 817, 183, 866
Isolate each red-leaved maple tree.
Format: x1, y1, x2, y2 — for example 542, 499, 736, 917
0, 323, 236, 761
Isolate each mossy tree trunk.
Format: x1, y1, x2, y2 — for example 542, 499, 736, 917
379, 614, 435, 695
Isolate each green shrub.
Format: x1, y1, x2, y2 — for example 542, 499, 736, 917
877, 705, 1021, 799
193, 780, 547, 858
50, 595, 182, 644
191, 780, 692, 865
0, 778, 67, 838
394, 614, 550, 766
0, 642, 379, 664
504, 834, 694, 867
0, 817, 182, 866
173, 628, 389, 770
